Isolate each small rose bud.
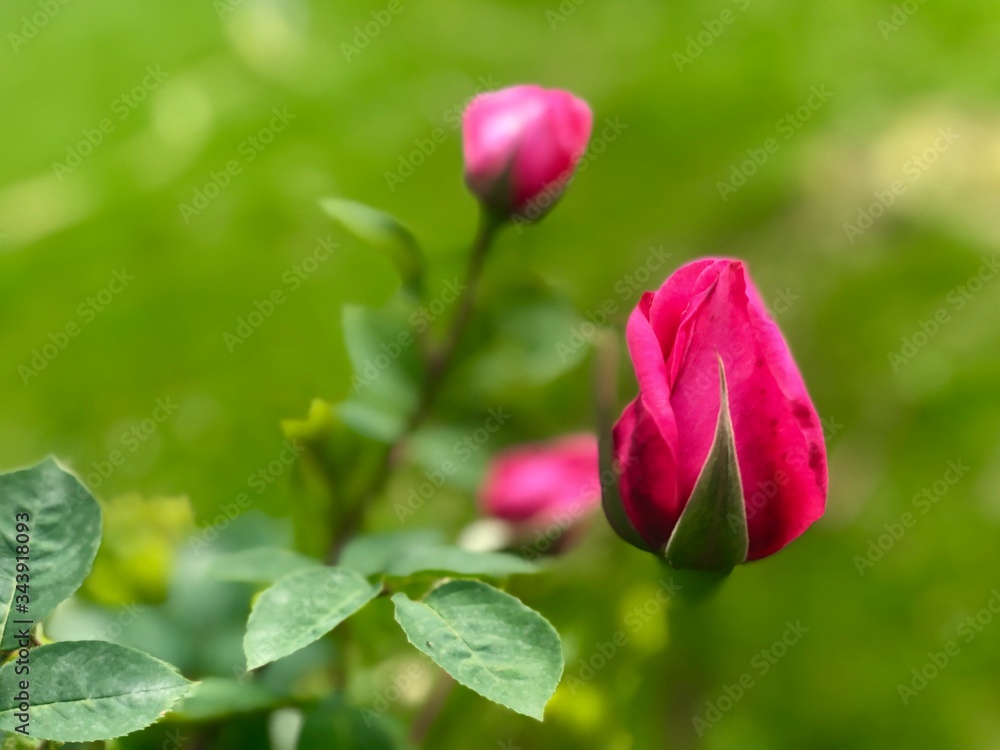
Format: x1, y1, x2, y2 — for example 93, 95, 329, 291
608, 259, 828, 570
462, 85, 592, 222
479, 434, 600, 549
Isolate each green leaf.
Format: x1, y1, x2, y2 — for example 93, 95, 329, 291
0, 460, 102, 649
340, 303, 423, 443
0, 641, 192, 742
383, 545, 537, 578
208, 547, 321, 583
244, 567, 381, 670
339, 531, 536, 578
320, 198, 424, 294
392, 581, 563, 720
170, 678, 283, 721
663, 355, 749, 571
339, 530, 444, 576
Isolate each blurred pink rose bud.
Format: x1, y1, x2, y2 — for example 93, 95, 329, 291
609, 259, 828, 570
479, 434, 600, 533
462, 85, 593, 221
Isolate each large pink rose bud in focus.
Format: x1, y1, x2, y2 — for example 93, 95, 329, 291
462, 85, 592, 221
608, 259, 827, 570
479, 434, 601, 538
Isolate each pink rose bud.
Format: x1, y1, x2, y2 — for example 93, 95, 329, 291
609, 259, 828, 569
479, 434, 600, 529
462, 85, 593, 221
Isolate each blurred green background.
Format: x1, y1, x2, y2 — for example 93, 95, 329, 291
3, 0, 1000, 747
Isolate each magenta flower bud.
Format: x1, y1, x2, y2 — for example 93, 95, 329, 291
479, 434, 600, 529
609, 259, 828, 568
462, 85, 593, 221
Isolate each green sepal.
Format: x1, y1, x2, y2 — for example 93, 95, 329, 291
662, 355, 749, 571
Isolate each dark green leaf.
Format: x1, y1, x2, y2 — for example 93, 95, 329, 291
0, 641, 192, 742
339, 532, 536, 578
392, 581, 563, 720
338, 530, 444, 576
383, 545, 537, 578
0, 460, 102, 649
244, 567, 381, 669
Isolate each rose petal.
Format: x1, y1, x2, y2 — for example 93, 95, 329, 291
480, 434, 600, 525
613, 397, 682, 549
668, 260, 826, 559
613, 294, 683, 548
